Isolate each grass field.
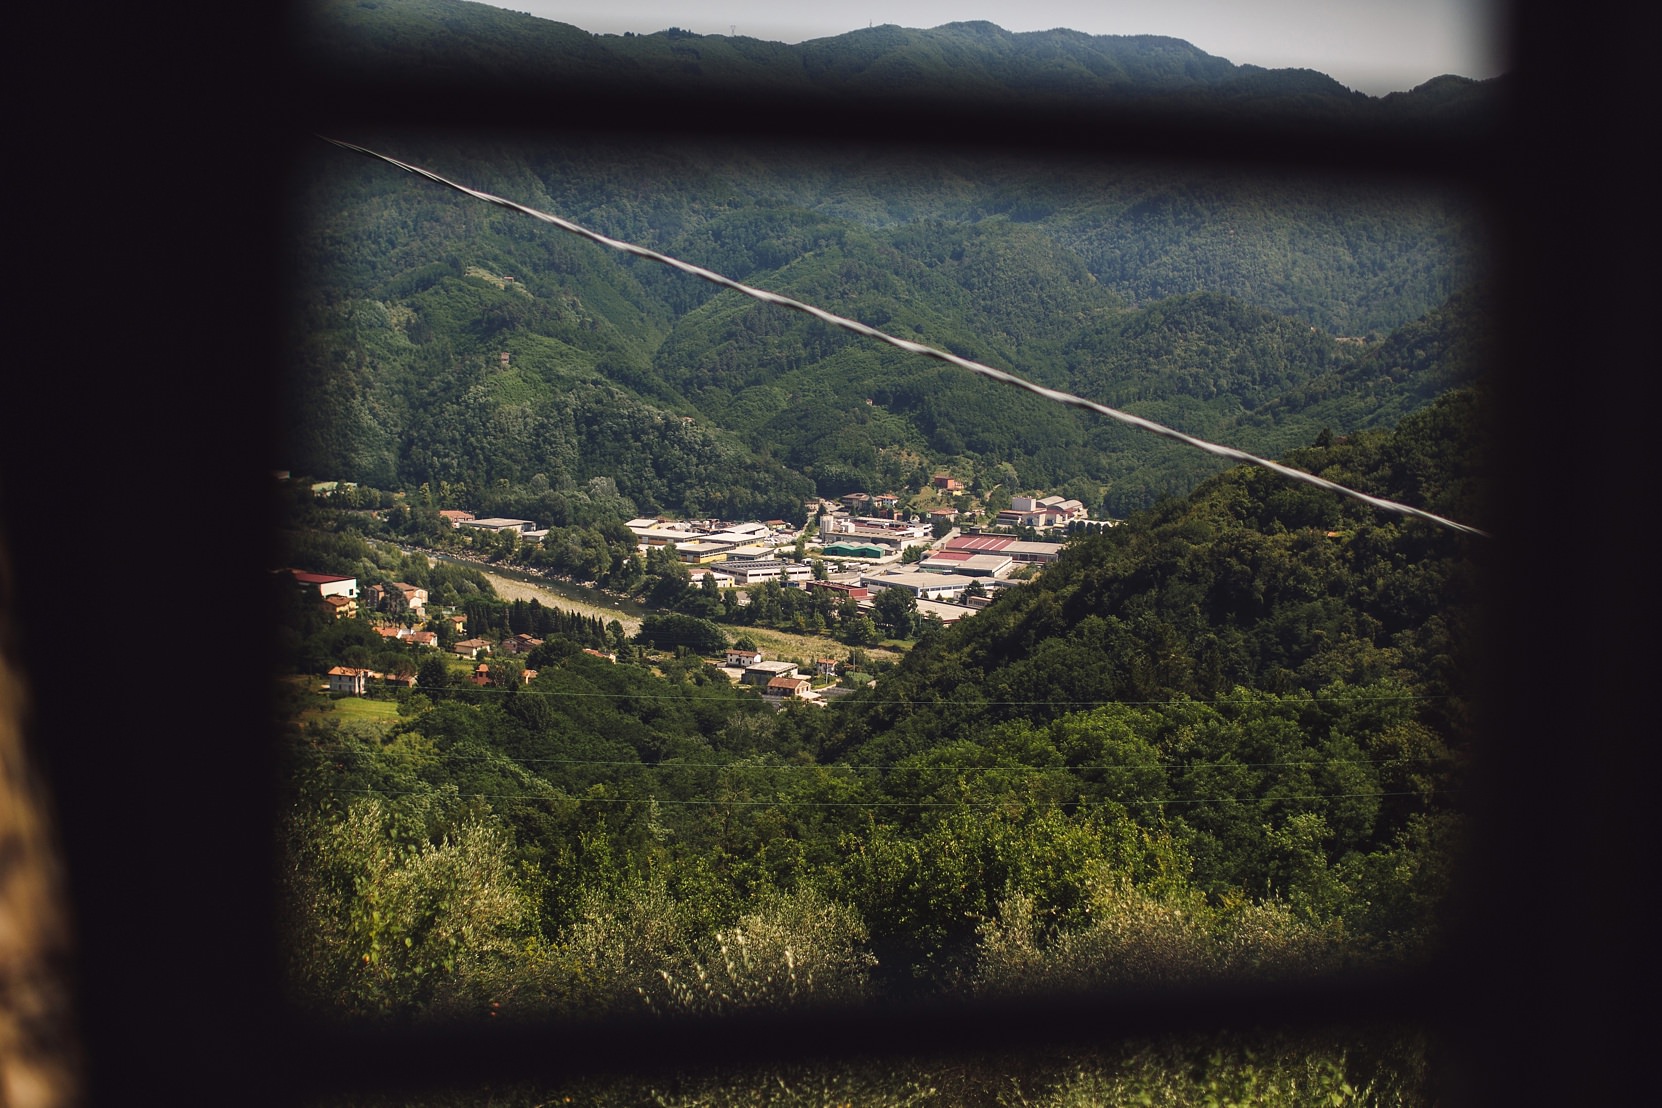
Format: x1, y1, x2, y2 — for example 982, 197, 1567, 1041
477, 567, 642, 633
331, 696, 400, 722
736, 626, 905, 671
292, 679, 403, 736
473, 566, 907, 671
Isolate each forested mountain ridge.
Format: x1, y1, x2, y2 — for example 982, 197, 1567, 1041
294, 0, 1501, 116
288, 128, 1488, 517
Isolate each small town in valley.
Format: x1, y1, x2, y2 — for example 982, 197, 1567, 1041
289, 473, 1119, 706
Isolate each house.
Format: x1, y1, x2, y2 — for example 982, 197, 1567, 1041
933, 475, 964, 492
363, 581, 428, 615
289, 570, 358, 600
329, 665, 417, 693
814, 658, 839, 678
497, 633, 544, 655
451, 638, 492, 659
407, 630, 439, 649
438, 510, 475, 528
725, 647, 764, 667
470, 663, 536, 686
764, 675, 813, 700
322, 594, 357, 620
326, 666, 370, 695
391, 582, 428, 613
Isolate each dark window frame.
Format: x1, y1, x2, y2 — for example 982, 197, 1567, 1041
11, 2, 1647, 1104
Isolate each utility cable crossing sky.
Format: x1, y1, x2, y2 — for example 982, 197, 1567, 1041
324, 137, 1490, 539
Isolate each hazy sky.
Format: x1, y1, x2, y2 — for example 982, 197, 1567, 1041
476, 1, 1506, 96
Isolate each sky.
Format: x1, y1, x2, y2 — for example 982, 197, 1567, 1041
475, 1, 1505, 97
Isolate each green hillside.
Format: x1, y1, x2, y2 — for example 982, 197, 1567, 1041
279, 389, 1484, 1103
287, 131, 1487, 516
271, 9, 1499, 1100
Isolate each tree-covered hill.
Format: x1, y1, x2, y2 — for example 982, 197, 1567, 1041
287, 129, 1488, 516
279, 388, 1486, 1095
827, 389, 1485, 757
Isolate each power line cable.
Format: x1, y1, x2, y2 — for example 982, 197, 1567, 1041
321, 137, 1492, 539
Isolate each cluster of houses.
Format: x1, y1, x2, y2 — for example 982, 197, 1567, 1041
291, 569, 508, 656
425, 474, 1095, 578
324, 660, 540, 694
721, 648, 842, 702
294, 474, 1111, 699
288, 570, 362, 620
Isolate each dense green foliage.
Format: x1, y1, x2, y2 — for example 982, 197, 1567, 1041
289, 5, 1490, 520
289, 128, 1487, 518
277, 10, 1496, 1101
280, 390, 1481, 1108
